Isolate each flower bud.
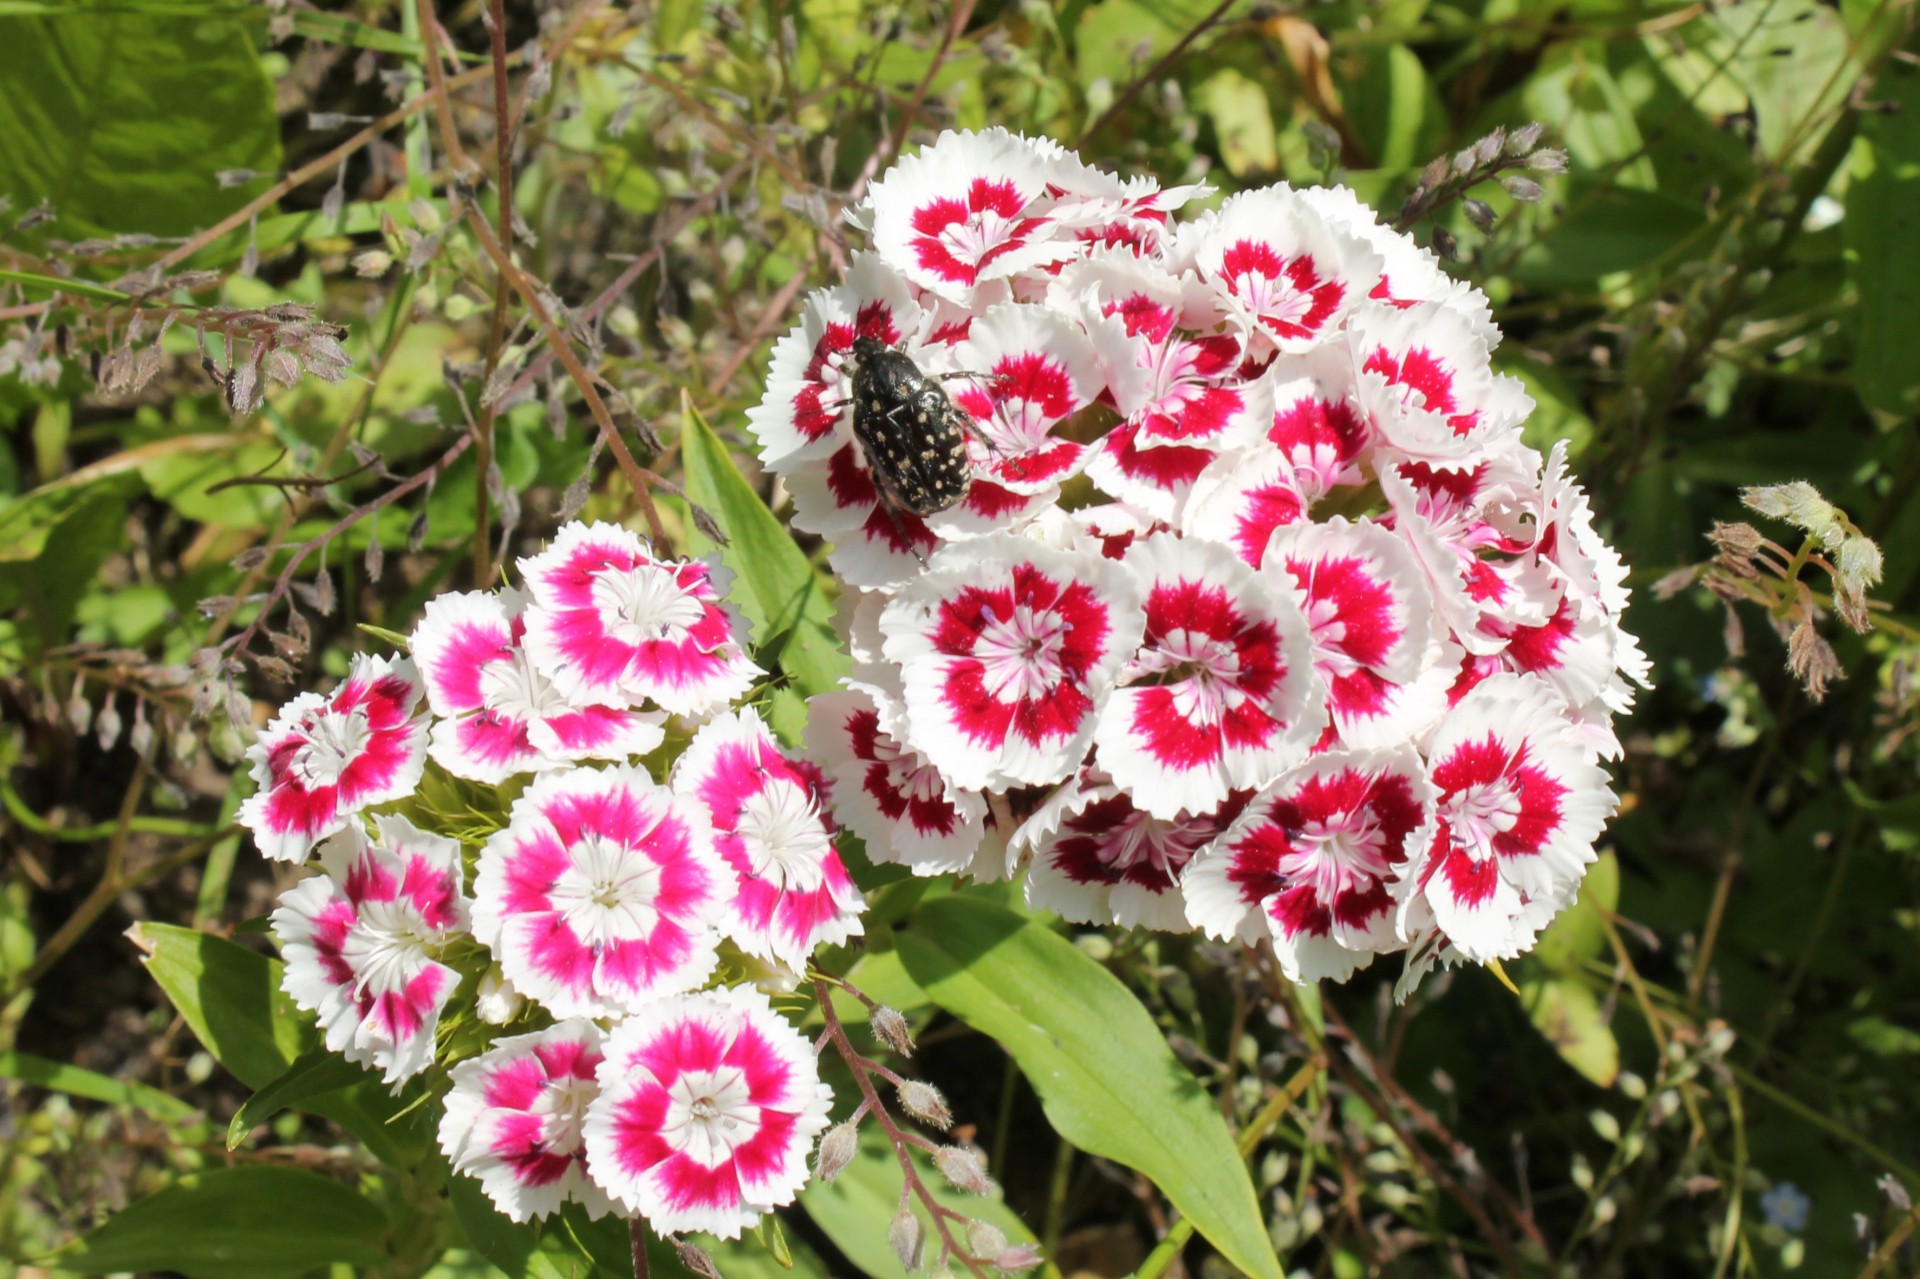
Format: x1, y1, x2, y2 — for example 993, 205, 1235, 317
352, 249, 392, 278
1501, 175, 1546, 203
475, 966, 524, 1025
995, 1242, 1045, 1272
1838, 534, 1884, 590
815, 1121, 858, 1183
897, 1080, 953, 1130
888, 1208, 924, 1270
965, 1220, 1008, 1258
870, 1005, 915, 1056
934, 1144, 990, 1196
1527, 147, 1570, 173
673, 1239, 722, 1279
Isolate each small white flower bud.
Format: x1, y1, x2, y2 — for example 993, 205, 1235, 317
965, 1220, 1007, 1258
815, 1121, 858, 1183
888, 1208, 924, 1270
897, 1080, 952, 1130
475, 967, 524, 1025
870, 1005, 915, 1056
934, 1145, 990, 1196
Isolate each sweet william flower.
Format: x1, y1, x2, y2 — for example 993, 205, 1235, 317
272, 814, 468, 1084
1394, 674, 1616, 963
519, 521, 761, 717
1093, 532, 1324, 818
672, 707, 864, 969
1015, 769, 1223, 930
1184, 748, 1431, 983
472, 764, 728, 1019
803, 690, 995, 879
583, 987, 833, 1239
239, 653, 427, 863
881, 532, 1144, 792
409, 588, 664, 784
440, 1020, 616, 1223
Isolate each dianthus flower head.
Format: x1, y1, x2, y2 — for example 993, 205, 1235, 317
518, 521, 761, 717
582, 986, 833, 1239
671, 707, 864, 969
240, 653, 427, 863
747, 130, 1642, 992
410, 587, 664, 784
472, 764, 728, 1019
271, 813, 468, 1084
440, 1020, 616, 1223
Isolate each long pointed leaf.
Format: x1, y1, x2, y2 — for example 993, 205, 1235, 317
896, 896, 1283, 1279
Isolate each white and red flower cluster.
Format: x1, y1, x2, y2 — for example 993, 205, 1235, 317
754, 128, 1648, 993
242, 522, 851, 1238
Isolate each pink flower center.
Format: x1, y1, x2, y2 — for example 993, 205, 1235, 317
1137, 628, 1248, 725
1442, 779, 1522, 864
478, 648, 571, 722
1086, 808, 1206, 882
547, 832, 662, 945
340, 898, 434, 998
737, 778, 830, 892
1277, 809, 1394, 903
524, 1073, 594, 1155
593, 563, 706, 645
290, 705, 371, 788
665, 1066, 758, 1168
973, 602, 1072, 702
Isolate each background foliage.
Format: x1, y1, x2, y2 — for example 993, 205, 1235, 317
0, 0, 1917, 1276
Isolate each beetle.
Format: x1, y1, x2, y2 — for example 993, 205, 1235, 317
844, 334, 976, 519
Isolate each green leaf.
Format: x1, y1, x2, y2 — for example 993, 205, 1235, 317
801, 1124, 1034, 1279
46, 1165, 389, 1279
0, 2, 281, 240
227, 1044, 373, 1148
450, 1175, 607, 1279
0, 1049, 200, 1123
1347, 44, 1436, 171
0, 267, 130, 302
1518, 976, 1620, 1088
895, 896, 1283, 1279
679, 403, 847, 700
1846, 58, 1920, 423
132, 921, 421, 1166
1197, 67, 1278, 178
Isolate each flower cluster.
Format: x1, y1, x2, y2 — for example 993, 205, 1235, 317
753, 128, 1648, 993
243, 522, 852, 1238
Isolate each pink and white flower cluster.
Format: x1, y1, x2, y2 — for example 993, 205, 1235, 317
241, 522, 847, 1237
756, 128, 1648, 993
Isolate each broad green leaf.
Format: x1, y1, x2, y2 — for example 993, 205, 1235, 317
1519, 976, 1620, 1088
801, 1124, 1035, 1279
1347, 44, 1437, 171
1712, 0, 1851, 165
0, 2, 280, 240
896, 896, 1283, 1279
1846, 59, 1920, 423
47, 1165, 388, 1279
1197, 68, 1278, 178
679, 404, 847, 700
226, 1044, 373, 1149
132, 921, 420, 1166
0, 1048, 200, 1123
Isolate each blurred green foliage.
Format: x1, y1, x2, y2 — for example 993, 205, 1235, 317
0, 1, 1917, 1277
